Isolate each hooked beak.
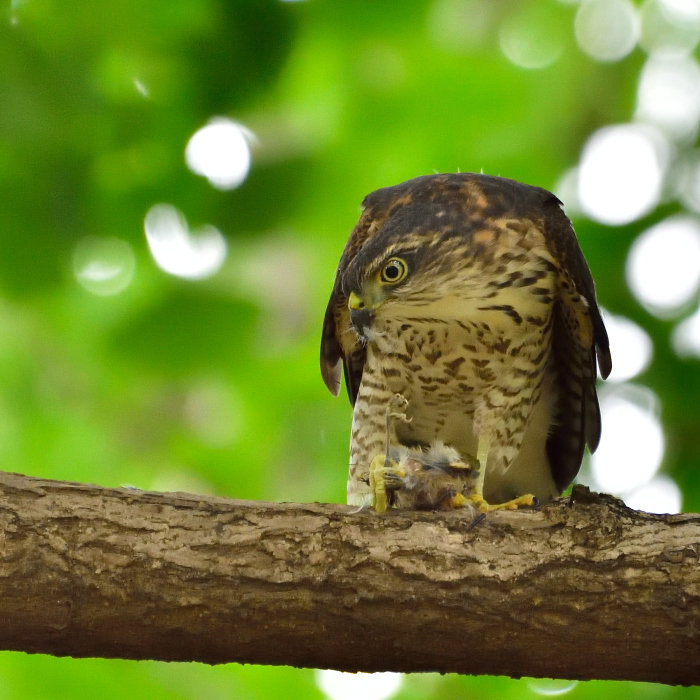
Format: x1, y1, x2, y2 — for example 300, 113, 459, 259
348, 292, 375, 334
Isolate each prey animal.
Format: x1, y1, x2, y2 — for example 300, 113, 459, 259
320, 173, 611, 512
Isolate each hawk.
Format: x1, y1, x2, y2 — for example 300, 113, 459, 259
320, 173, 611, 512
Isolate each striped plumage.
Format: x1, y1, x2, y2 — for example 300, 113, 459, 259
321, 173, 611, 510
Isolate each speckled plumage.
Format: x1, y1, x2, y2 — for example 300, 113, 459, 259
321, 173, 611, 509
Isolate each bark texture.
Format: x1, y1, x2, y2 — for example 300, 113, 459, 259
0, 470, 699, 684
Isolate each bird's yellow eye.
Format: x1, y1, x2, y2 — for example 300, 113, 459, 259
379, 258, 408, 284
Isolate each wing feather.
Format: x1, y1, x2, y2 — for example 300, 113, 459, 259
540, 195, 611, 491
319, 203, 388, 405
547, 299, 598, 491
320, 300, 342, 397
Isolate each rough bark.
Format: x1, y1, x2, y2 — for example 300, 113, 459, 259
0, 470, 699, 684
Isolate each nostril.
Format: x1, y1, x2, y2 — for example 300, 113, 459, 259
348, 292, 367, 312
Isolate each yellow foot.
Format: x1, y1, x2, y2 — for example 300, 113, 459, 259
464, 493, 537, 512
447, 492, 475, 509
369, 454, 406, 514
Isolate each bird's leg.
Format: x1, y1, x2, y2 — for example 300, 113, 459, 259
370, 394, 412, 513
369, 454, 402, 514
464, 438, 537, 512
385, 393, 410, 458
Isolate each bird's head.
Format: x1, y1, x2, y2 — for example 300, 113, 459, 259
340, 175, 477, 338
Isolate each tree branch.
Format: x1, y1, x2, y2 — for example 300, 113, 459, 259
0, 470, 699, 684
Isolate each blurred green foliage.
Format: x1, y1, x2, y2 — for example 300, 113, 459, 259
1, 0, 700, 697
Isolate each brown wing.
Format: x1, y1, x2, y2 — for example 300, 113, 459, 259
320, 204, 388, 405
540, 194, 611, 492
319, 299, 344, 398
320, 293, 366, 404
461, 173, 610, 490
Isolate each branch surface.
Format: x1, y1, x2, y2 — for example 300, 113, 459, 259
0, 471, 699, 684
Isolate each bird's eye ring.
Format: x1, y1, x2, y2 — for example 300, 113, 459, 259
380, 258, 408, 284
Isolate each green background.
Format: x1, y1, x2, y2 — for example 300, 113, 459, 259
1, 0, 699, 697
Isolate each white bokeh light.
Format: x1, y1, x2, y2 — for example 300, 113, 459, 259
499, 6, 564, 70
185, 118, 255, 190
626, 214, 700, 315
640, 0, 700, 57
73, 237, 136, 296
601, 310, 653, 382
591, 389, 664, 494
575, 0, 640, 62
144, 204, 227, 280
527, 679, 579, 696
626, 475, 683, 513
635, 55, 700, 142
316, 671, 403, 700
672, 303, 700, 356
133, 78, 150, 98
578, 124, 669, 225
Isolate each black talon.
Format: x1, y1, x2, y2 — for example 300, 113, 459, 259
468, 513, 487, 530
383, 472, 404, 490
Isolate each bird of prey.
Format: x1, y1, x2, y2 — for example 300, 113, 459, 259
320, 173, 611, 513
